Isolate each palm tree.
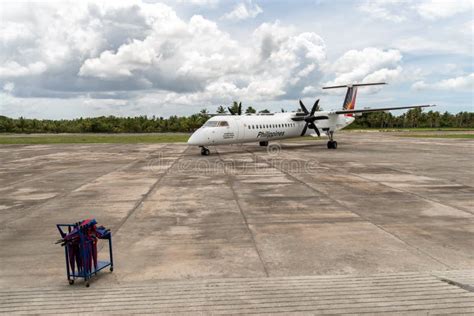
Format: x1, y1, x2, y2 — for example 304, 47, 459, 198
229, 101, 241, 115
216, 106, 227, 114
199, 109, 210, 119
245, 106, 257, 114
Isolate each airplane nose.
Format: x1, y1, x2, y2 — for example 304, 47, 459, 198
187, 133, 197, 145
187, 129, 206, 146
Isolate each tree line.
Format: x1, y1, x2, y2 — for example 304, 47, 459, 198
346, 108, 473, 129
0, 103, 472, 134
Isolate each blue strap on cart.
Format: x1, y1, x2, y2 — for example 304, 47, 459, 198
56, 219, 113, 287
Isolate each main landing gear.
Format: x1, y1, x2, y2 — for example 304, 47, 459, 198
259, 141, 269, 147
327, 131, 338, 149
200, 146, 210, 156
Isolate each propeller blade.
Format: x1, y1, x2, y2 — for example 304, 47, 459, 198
313, 125, 321, 137
310, 99, 320, 116
238, 102, 242, 115
300, 123, 308, 136
299, 100, 309, 114
307, 122, 321, 137
291, 117, 306, 121
228, 107, 235, 115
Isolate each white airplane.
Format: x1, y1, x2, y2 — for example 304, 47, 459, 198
187, 82, 434, 155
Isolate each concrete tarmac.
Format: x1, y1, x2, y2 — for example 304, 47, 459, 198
0, 131, 473, 313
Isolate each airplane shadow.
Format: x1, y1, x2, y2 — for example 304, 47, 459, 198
181, 141, 329, 158
215, 142, 327, 157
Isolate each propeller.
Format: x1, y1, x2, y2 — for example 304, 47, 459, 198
228, 102, 242, 115
293, 99, 326, 137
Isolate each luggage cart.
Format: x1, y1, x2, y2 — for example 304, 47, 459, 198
56, 220, 114, 287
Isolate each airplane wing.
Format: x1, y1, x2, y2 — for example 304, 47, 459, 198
331, 104, 435, 115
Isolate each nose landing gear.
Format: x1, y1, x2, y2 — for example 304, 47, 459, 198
327, 131, 338, 149
200, 147, 210, 156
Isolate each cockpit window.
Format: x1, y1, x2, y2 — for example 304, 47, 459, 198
204, 121, 218, 127
204, 120, 229, 127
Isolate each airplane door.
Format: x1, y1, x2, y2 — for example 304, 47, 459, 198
220, 119, 239, 144
224, 117, 239, 143
234, 117, 240, 141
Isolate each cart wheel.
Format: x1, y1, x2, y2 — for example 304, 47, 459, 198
110, 267, 114, 272
85, 282, 90, 287
69, 280, 74, 285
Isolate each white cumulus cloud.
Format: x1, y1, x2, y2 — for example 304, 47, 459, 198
412, 73, 474, 91
359, 0, 409, 22
360, 0, 473, 22
221, 0, 263, 21
415, 0, 473, 20
0, 61, 47, 78
0, 1, 326, 109
326, 47, 402, 86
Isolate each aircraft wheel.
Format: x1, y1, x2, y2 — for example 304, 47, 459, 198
259, 141, 269, 147
327, 141, 337, 149
201, 148, 210, 156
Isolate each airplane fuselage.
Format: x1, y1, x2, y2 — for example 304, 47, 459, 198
187, 112, 354, 146
187, 82, 432, 154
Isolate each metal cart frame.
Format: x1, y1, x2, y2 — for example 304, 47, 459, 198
57, 223, 114, 287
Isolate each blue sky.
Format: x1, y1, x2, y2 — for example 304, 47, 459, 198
0, 0, 472, 119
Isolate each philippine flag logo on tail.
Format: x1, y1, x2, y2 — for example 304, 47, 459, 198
342, 86, 358, 116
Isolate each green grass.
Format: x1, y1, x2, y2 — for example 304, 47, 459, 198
398, 134, 474, 139
0, 133, 190, 144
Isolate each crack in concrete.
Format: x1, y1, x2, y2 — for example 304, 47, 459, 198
247, 147, 453, 271
438, 277, 474, 293
216, 147, 270, 278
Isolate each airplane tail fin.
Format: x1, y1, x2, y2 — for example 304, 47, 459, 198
342, 86, 357, 111
323, 82, 386, 112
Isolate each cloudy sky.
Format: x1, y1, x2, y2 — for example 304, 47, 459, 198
0, 0, 472, 119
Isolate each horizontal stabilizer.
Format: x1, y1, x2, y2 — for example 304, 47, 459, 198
323, 82, 386, 89
333, 104, 435, 115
